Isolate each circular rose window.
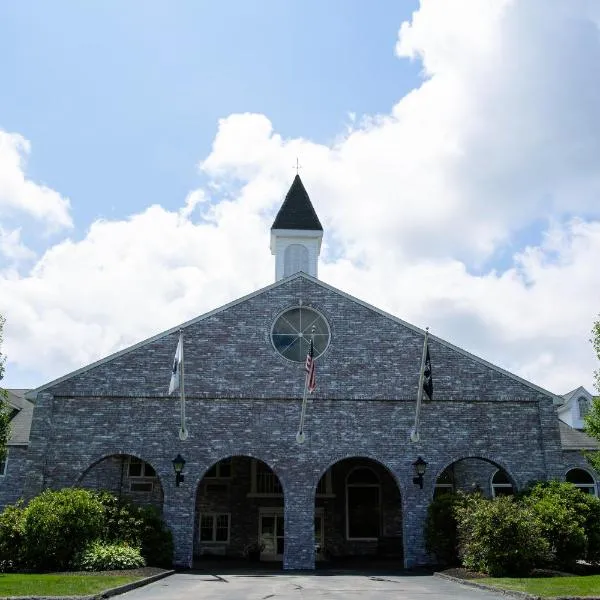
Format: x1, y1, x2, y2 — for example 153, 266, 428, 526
271, 307, 330, 362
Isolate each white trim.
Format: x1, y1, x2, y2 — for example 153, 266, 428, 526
490, 469, 515, 498
26, 272, 560, 402
198, 512, 231, 544
345, 466, 381, 541
566, 467, 598, 497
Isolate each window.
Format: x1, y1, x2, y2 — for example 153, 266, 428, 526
199, 514, 230, 543
130, 481, 154, 493
205, 458, 232, 479
346, 467, 381, 540
491, 469, 514, 497
434, 468, 454, 498
128, 457, 156, 478
578, 397, 590, 419
255, 460, 282, 494
0, 450, 8, 477
566, 468, 597, 496
271, 307, 330, 362
284, 244, 309, 277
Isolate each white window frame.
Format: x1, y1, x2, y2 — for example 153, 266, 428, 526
0, 450, 8, 477
345, 467, 381, 541
490, 469, 514, 498
248, 459, 283, 497
205, 458, 233, 479
434, 467, 455, 496
128, 457, 156, 478
198, 513, 231, 544
566, 468, 597, 497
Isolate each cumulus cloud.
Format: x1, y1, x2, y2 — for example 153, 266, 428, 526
2, 0, 600, 394
0, 131, 72, 231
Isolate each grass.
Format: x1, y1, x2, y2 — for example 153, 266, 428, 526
0, 573, 142, 597
484, 574, 600, 597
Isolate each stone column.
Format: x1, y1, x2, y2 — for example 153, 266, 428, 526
283, 479, 315, 570
162, 478, 196, 568
22, 391, 54, 500
399, 472, 431, 568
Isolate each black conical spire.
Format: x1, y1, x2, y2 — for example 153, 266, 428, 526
271, 175, 323, 231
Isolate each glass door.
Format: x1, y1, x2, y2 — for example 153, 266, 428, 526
259, 512, 284, 560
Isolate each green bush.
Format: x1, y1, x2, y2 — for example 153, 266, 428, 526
456, 495, 549, 576
581, 493, 600, 563
73, 541, 145, 571
0, 502, 25, 571
425, 493, 462, 565
22, 488, 105, 571
94, 493, 173, 567
523, 481, 588, 568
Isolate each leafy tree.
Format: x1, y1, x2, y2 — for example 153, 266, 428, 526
585, 316, 600, 471
0, 315, 11, 463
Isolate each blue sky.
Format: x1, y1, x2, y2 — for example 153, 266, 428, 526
1, 1, 419, 239
1, 1, 599, 393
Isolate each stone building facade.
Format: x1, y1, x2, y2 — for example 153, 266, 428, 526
3, 175, 598, 569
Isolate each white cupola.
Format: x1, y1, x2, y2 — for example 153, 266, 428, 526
270, 175, 323, 281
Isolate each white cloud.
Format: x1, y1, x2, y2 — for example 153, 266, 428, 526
2, 0, 600, 395
0, 131, 72, 231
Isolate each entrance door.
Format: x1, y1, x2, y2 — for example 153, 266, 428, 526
259, 512, 284, 560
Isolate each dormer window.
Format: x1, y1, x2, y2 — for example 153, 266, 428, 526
578, 397, 590, 419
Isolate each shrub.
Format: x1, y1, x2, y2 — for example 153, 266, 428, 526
22, 488, 105, 571
94, 492, 173, 567
425, 493, 462, 565
73, 540, 145, 571
456, 495, 549, 576
523, 481, 588, 568
581, 493, 600, 563
0, 502, 25, 570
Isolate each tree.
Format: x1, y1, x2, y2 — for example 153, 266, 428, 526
584, 316, 600, 472
0, 315, 10, 463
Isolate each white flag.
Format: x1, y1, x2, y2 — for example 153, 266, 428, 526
168, 333, 183, 395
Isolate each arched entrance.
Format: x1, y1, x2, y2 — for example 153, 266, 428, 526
314, 457, 402, 565
434, 457, 516, 499
77, 453, 164, 510
194, 456, 284, 562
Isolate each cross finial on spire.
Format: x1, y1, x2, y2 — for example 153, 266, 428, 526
293, 158, 302, 175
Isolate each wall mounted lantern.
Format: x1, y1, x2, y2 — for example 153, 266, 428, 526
172, 453, 186, 487
412, 456, 427, 489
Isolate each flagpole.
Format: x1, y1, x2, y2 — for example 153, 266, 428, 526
410, 327, 429, 443
296, 327, 316, 444
179, 329, 188, 441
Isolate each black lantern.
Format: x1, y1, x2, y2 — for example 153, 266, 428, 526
172, 453, 186, 487
412, 456, 427, 489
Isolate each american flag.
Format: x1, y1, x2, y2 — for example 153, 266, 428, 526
305, 339, 316, 393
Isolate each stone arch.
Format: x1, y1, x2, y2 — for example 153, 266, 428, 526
312, 454, 404, 564
432, 454, 518, 500
76, 451, 164, 510
565, 466, 598, 496
193, 454, 286, 562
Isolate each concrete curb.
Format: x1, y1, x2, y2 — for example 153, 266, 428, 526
434, 571, 539, 600
93, 569, 175, 599
0, 569, 176, 600
435, 571, 600, 600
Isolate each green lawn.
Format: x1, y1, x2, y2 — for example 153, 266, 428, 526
0, 573, 142, 597
484, 574, 600, 597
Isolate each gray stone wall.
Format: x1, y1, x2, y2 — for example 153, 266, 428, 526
0, 446, 29, 507
19, 274, 568, 569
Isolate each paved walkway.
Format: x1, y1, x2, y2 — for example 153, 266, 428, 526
119, 572, 508, 600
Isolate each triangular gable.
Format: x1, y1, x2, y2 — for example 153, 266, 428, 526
27, 273, 558, 402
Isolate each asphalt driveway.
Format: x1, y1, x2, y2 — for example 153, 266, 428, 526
120, 572, 507, 600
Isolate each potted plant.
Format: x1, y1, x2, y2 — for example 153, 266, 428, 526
243, 541, 265, 561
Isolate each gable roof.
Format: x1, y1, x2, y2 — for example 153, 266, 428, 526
557, 386, 593, 409
271, 175, 323, 231
559, 420, 599, 450
26, 272, 560, 402
5, 389, 34, 445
